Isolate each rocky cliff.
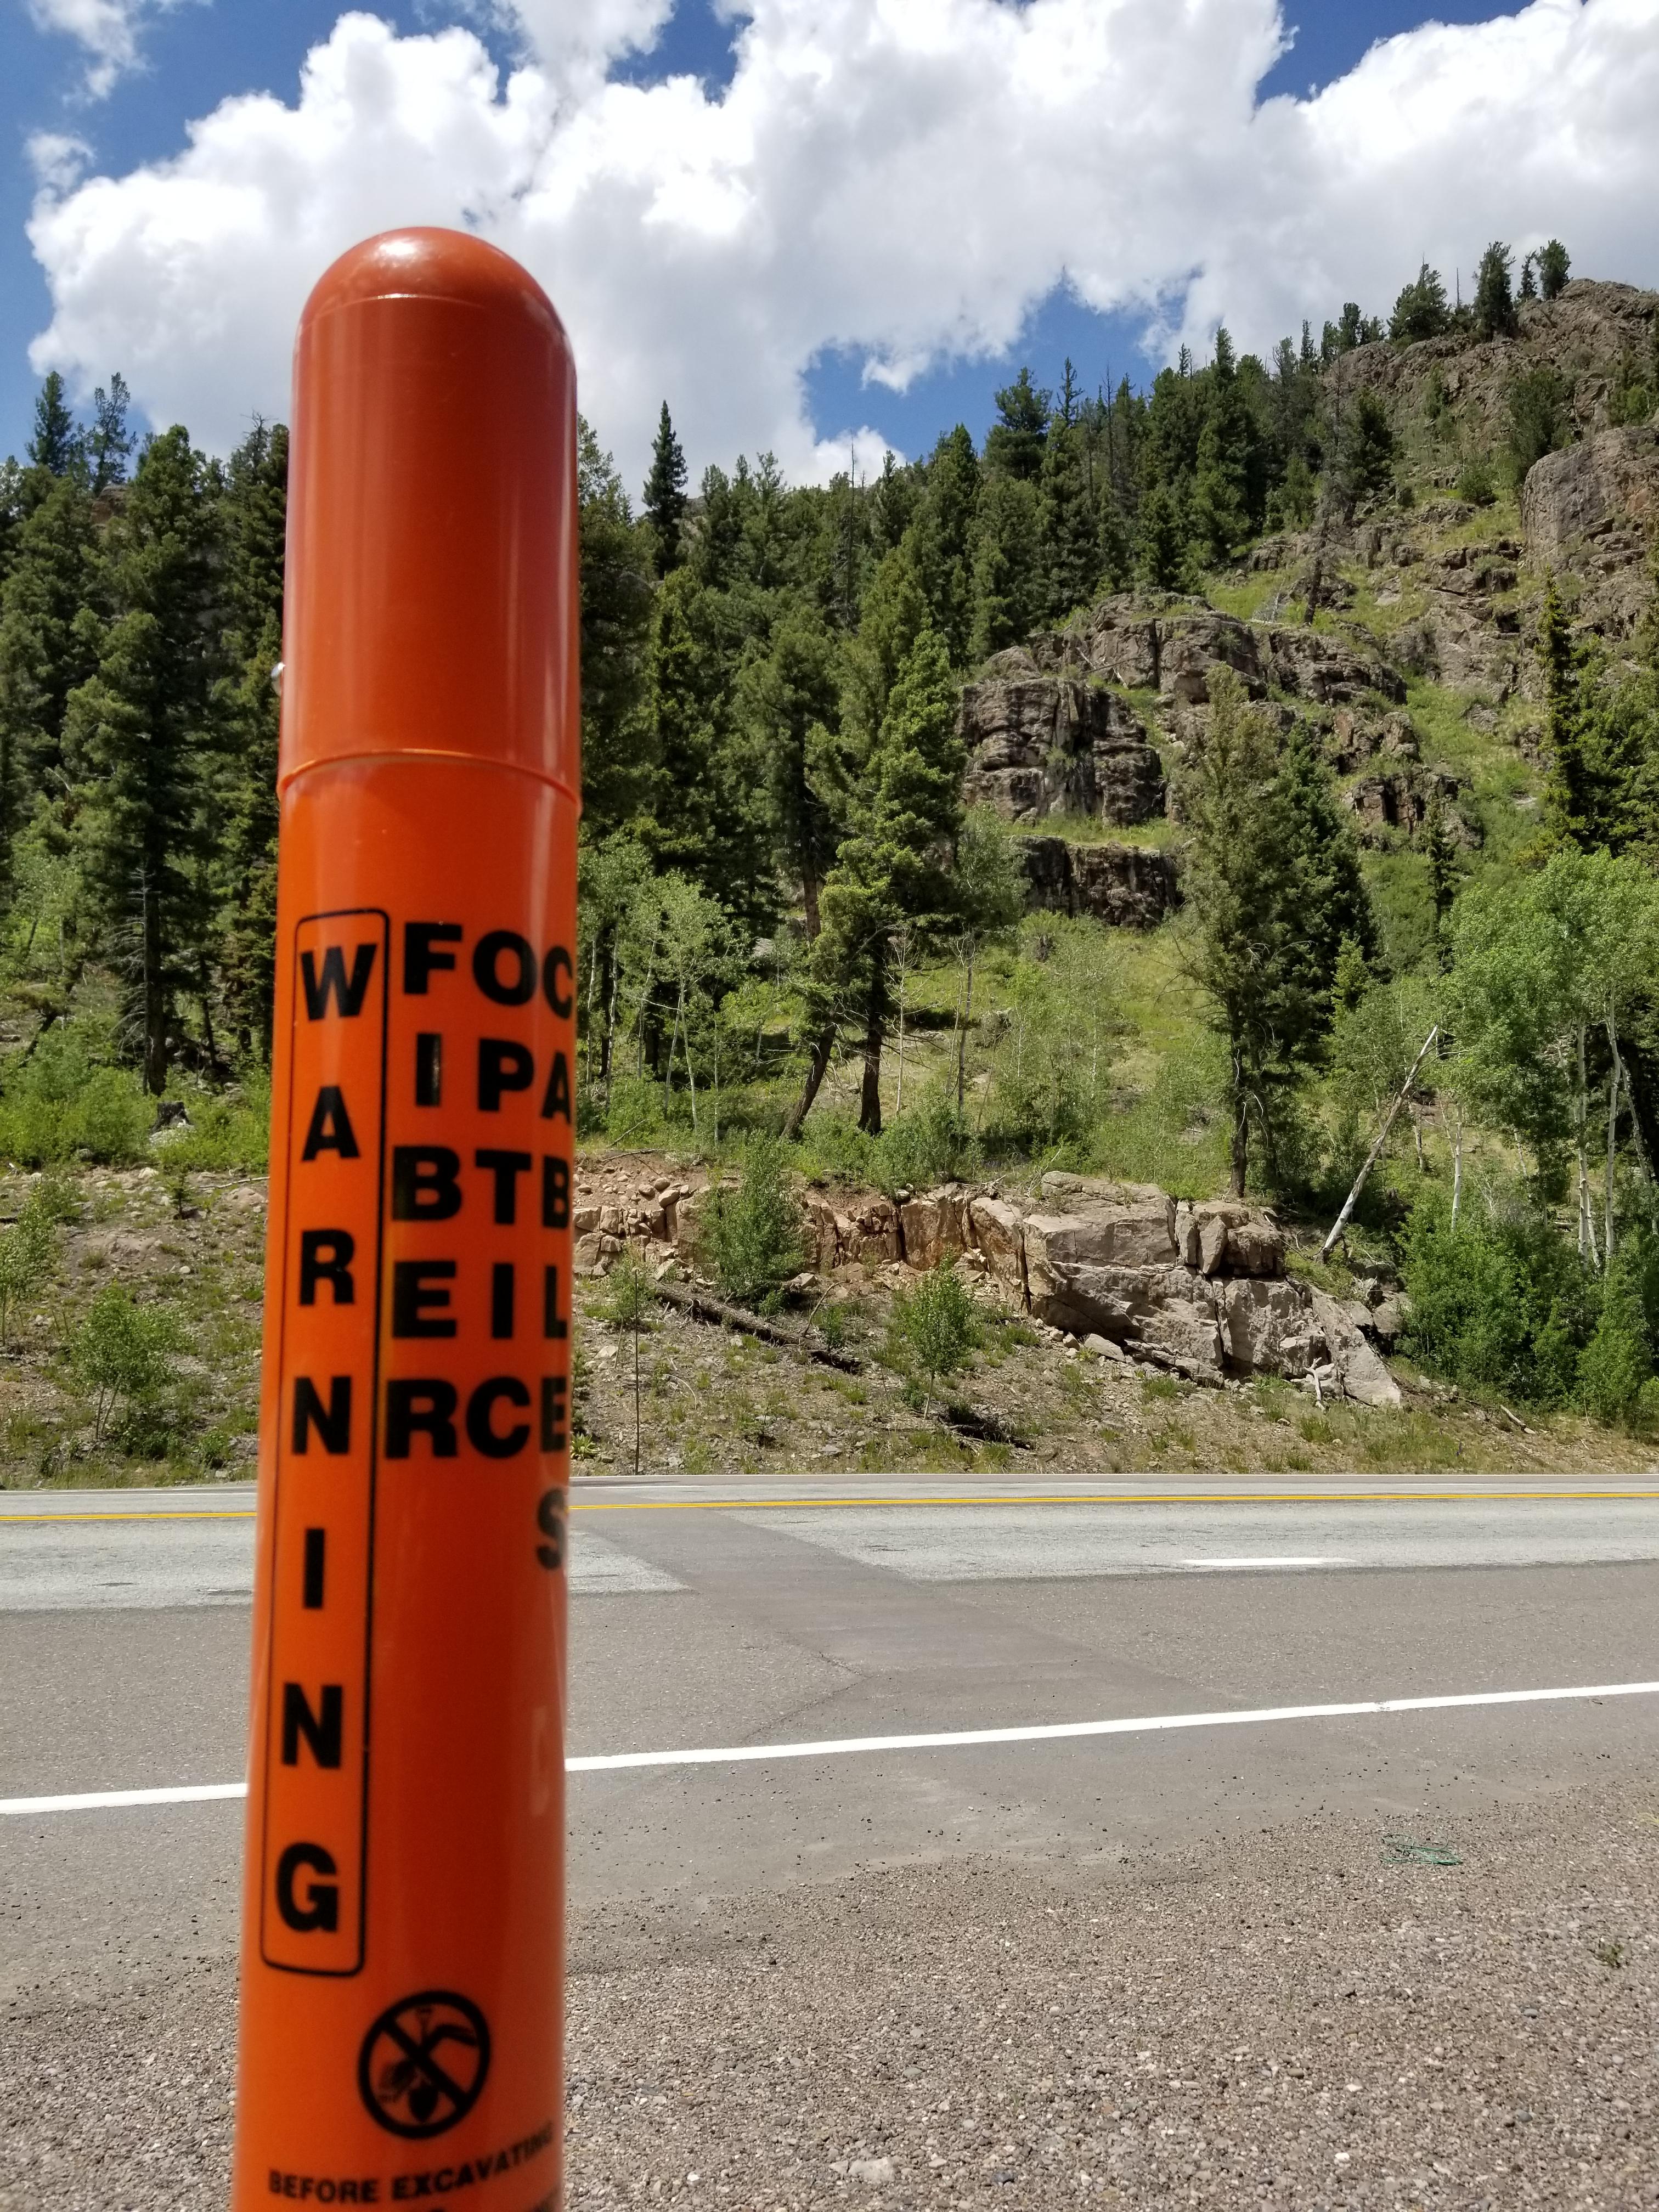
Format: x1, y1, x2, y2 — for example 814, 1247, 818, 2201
958, 654, 1165, 825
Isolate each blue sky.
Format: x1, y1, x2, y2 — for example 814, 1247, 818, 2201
0, 0, 1588, 485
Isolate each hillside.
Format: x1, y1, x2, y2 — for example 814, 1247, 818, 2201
1, 244, 1658, 1481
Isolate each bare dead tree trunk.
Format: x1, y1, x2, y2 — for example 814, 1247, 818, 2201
1321, 1025, 1440, 1261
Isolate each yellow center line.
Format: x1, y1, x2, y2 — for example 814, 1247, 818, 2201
4, 1487, 1659, 1524
573, 1488, 1659, 1510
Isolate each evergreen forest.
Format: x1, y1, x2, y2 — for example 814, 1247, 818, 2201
5, 233, 1659, 1465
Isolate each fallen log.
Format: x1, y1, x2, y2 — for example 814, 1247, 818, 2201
652, 1278, 864, 1372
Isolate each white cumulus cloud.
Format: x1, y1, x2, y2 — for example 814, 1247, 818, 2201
28, 0, 193, 98
24, 0, 1659, 493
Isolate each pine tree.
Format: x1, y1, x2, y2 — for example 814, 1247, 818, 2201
1179, 674, 1372, 1193
1136, 481, 1188, 591
747, 602, 845, 941
799, 629, 964, 1135
1538, 572, 1593, 848
215, 421, 288, 1058
0, 470, 99, 899
65, 427, 224, 1093
642, 402, 689, 575
1389, 264, 1452, 345
909, 426, 979, 663
645, 568, 773, 928
1473, 242, 1517, 340
1338, 387, 1396, 510
86, 375, 135, 494
1190, 329, 1251, 568
578, 419, 654, 834
968, 473, 1041, 661
983, 368, 1049, 481
845, 543, 932, 743
1423, 786, 1462, 966
1037, 417, 1099, 622
868, 452, 916, 555
1537, 239, 1571, 302
27, 373, 80, 477
1274, 720, 1376, 1001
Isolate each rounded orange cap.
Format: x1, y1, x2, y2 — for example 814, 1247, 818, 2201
280, 228, 579, 801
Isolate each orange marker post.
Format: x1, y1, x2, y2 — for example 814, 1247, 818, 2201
230, 229, 578, 2211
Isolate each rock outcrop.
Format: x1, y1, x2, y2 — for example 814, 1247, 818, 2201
1056, 599, 1407, 710
1522, 427, 1659, 642
569, 1160, 1402, 1408
1018, 836, 1180, 929
1344, 765, 1476, 845
959, 658, 1165, 826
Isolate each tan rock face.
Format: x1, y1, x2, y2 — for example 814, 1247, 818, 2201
1035, 1176, 1178, 1263
967, 1195, 1027, 1302
898, 1187, 969, 1270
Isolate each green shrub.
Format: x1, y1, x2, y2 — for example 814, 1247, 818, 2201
0, 1064, 151, 1166
1454, 455, 1497, 507
1577, 1234, 1659, 1427
603, 1247, 657, 1331
1505, 366, 1571, 490
597, 1074, 670, 1148
887, 1262, 980, 1413
0, 1189, 58, 1344
698, 1136, 804, 1308
162, 1077, 271, 1171
1399, 1192, 1594, 1407
876, 1088, 981, 1194
66, 1284, 186, 1444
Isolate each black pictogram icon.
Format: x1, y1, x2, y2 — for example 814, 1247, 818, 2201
358, 1989, 491, 2138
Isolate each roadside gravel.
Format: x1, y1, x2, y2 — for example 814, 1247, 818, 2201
3, 1788, 1655, 2210
570, 1786, 1659, 2210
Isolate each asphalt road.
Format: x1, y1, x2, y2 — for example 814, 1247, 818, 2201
4, 1472, 1659, 2010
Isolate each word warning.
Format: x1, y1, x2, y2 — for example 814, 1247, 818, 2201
258, 909, 575, 1978
260, 911, 389, 1973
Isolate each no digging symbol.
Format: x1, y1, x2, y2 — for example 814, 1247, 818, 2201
358, 1990, 491, 2138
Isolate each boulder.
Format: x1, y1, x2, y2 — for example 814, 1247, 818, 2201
1307, 1288, 1404, 1408
959, 667, 1165, 827
967, 1194, 1027, 1301
898, 1186, 969, 1269
838, 1197, 901, 1266
1036, 1176, 1180, 1260
803, 1193, 841, 1272
1028, 1259, 1226, 1380
1344, 766, 1476, 845
1221, 1278, 1327, 1376
1369, 1294, 1411, 1347
1177, 1199, 1285, 1278
1019, 837, 1180, 930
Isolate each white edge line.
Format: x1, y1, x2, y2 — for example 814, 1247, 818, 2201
1180, 1557, 1353, 1568
6, 1681, 1659, 1813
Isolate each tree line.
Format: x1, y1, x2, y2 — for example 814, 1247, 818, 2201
0, 372, 284, 1091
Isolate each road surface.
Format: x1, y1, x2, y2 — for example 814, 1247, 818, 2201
3, 1472, 1658, 2205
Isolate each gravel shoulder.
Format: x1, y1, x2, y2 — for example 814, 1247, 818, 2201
5, 1786, 1657, 2210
